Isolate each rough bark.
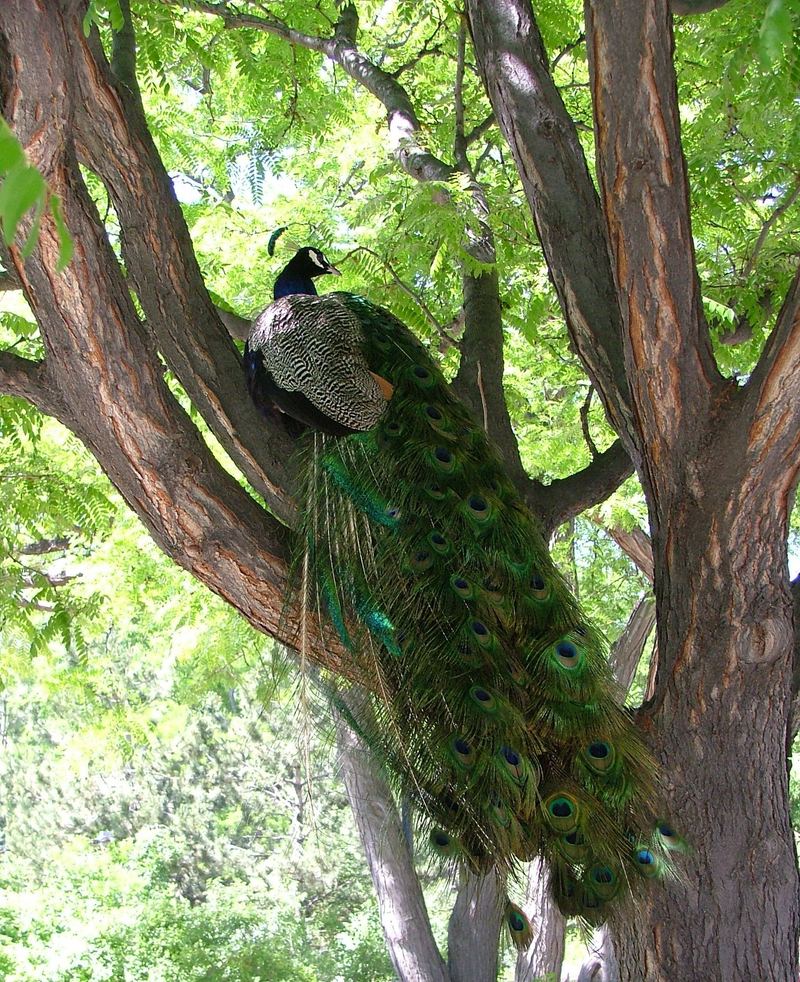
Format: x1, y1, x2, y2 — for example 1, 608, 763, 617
0, 0, 351, 674
609, 595, 656, 695
72, 17, 297, 525
530, 441, 634, 541
514, 857, 565, 982
447, 869, 505, 982
464, 0, 635, 456
601, 525, 655, 584
586, 2, 800, 979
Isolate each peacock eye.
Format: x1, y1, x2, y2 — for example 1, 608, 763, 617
502, 747, 520, 766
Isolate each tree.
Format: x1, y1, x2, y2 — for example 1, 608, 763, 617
1, 1, 799, 980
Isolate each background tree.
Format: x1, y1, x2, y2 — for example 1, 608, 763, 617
1, 1, 799, 980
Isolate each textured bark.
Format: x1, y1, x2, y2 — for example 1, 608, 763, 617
452, 266, 528, 490
585, 2, 800, 979
336, 710, 450, 982
447, 869, 505, 982
465, 0, 635, 456
71, 19, 297, 524
609, 596, 656, 695
514, 858, 565, 982
5, 2, 799, 979
609, 485, 799, 982
602, 526, 655, 584
530, 441, 634, 540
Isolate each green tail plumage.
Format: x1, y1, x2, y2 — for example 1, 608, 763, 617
249, 263, 677, 940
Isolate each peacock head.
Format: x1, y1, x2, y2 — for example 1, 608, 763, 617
292, 246, 342, 278
273, 246, 342, 299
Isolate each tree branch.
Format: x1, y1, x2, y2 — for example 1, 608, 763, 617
600, 522, 655, 583
451, 267, 529, 489
70, 15, 297, 524
0, 0, 353, 678
526, 439, 634, 539
585, 0, 726, 460
514, 857, 565, 982
447, 870, 505, 981
453, 19, 468, 171
214, 305, 252, 341
0, 270, 20, 291
336, 694, 450, 982
790, 574, 800, 739
610, 594, 656, 693
465, 0, 636, 456
579, 386, 600, 459
18, 536, 72, 555
671, 0, 731, 12
463, 113, 495, 147
162, 0, 460, 186
0, 350, 61, 417
110, 0, 138, 93
744, 262, 800, 491
742, 177, 800, 280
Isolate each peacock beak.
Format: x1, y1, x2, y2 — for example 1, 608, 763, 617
325, 262, 342, 276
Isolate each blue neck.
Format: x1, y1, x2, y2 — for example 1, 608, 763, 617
273, 271, 318, 299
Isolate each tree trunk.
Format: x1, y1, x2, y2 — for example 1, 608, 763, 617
577, 927, 618, 982
514, 858, 565, 982
466, 0, 800, 977
447, 869, 505, 982
613, 488, 800, 981
336, 708, 450, 982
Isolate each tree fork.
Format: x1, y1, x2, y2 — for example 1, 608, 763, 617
0, 0, 353, 676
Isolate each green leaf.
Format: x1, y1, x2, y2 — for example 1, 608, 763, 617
108, 0, 125, 31
50, 194, 74, 272
0, 163, 45, 246
0, 118, 25, 172
759, 0, 794, 64
82, 0, 97, 36
20, 195, 46, 259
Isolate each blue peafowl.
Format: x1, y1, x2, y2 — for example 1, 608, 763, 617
245, 244, 681, 943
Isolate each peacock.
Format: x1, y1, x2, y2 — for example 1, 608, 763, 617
245, 244, 681, 943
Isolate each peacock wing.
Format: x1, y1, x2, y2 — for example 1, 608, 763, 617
248, 294, 387, 432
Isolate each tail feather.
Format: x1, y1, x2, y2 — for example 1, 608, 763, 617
272, 292, 676, 932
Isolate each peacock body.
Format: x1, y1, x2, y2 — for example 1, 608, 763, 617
246, 247, 679, 938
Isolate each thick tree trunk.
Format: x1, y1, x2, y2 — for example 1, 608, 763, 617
468, 1, 800, 979
613, 489, 800, 981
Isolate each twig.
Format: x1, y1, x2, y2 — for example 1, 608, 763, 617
454, 19, 468, 169
742, 177, 800, 280
339, 246, 453, 342
579, 386, 599, 459
550, 33, 585, 71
